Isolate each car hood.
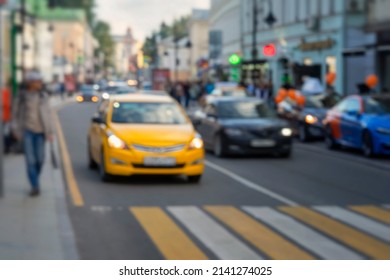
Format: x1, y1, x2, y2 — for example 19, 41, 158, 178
219, 118, 289, 129
109, 123, 195, 146
303, 108, 327, 118
365, 114, 390, 129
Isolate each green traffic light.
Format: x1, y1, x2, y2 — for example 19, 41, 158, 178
229, 54, 241, 65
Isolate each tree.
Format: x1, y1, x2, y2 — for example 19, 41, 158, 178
93, 21, 114, 68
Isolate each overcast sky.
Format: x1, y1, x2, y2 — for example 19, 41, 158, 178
96, 0, 210, 42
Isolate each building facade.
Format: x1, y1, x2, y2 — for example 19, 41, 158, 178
209, 0, 241, 69
241, 0, 370, 95
367, 0, 390, 91
112, 28, 136, 77
157, 36, 191, 82
188, 9, 209, 80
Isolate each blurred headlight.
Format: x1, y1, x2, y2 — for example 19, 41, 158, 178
92, 96, 99, 102
107, 133, 129, 150
225, 128, 243, 136
281, 128, 293, 137
377, 127, 390, 135
102, 93, 110, 99
188, 135, 204, 150
305, 114, 318, 124
76, 95, 83, 102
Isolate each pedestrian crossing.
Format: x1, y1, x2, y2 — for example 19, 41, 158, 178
128, 204, 390, 260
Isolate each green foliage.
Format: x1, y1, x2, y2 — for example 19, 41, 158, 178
142, 15, 190, 64
93, 21, 114, 68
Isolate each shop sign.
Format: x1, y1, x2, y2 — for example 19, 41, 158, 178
299, 38, 335, 51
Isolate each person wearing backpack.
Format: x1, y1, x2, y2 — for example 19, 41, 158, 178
12, 71, 54, 197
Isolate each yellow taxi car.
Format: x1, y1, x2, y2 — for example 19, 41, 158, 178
87, 93, 205, 182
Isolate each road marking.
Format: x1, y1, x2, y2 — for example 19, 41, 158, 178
53, 112, 84, 207
280, 206, 390, 259
243, 206, 363, 260
349, 205, 390, 224
168, 206, 262, 260
205, 161, 298, 206
205, 206, 314, 260
315, 206, 390, 242
130, 207, 208, 260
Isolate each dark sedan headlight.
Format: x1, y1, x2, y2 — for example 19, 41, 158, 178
305, 114, 318, 124
281, 128, 293, 137
376, 127, 390, 135
224, 128, 244, 136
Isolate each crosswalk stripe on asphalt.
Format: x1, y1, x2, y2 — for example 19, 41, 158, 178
168, 206, 262, 260
204, 206, 314, 260
279, 206, 390, 260
243, 206, 363, 260
130, 207, 208, 260
349, 205, 390, 224
315, 206, 390, 242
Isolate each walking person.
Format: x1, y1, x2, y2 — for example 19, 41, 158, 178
12, 71, 54, 197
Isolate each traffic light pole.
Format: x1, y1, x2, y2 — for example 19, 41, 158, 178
251, 0, 259, 87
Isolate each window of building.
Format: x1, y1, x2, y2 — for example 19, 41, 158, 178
330, 0, 335, 14
304, 58, 313, 66
321, 0, 331, 16
326, 56, 337, 74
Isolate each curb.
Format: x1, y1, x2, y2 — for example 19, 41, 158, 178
50, 97, 80, 259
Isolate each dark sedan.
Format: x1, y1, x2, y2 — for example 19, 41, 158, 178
277, 93, 341, 142
77, 85, 99, 103
192, 97, 293, 157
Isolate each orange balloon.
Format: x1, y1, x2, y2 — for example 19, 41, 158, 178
278, 89, 288, 99
288, 89, 296, 100
326, 73, 336, 85
366, 75, 378, 89
275, 95, 284, 104
296, 95, 306, 106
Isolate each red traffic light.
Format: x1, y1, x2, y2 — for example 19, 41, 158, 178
263, 44, 276, 57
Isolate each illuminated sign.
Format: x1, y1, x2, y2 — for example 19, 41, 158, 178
263, 44, 277, 57
229, 54, 241, 65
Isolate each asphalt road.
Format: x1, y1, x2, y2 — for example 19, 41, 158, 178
58, 102, 390, 260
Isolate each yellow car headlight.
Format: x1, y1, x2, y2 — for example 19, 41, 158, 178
305, 114, 318, 124
76, 95, 84, 102
107, 133, 129, 150
188, 135, 204, 150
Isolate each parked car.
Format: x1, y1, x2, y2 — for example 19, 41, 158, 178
87, 94, 205, 182
323, 94, 390, 157
192, 97, 293, 157
277, 93, 342, 142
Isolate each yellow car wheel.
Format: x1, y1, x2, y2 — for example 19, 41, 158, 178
99, 148, 112, 182
188, 175, 202, 183
88, 138, 97, 170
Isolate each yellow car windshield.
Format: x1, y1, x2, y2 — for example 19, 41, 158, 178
111, 102, 187, 125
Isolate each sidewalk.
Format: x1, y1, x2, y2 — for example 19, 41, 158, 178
0, 96, 78, 259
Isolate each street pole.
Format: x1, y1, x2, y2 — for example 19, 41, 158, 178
174, 30, 178, 83
21, 0, 25, 82
0, 4, 4, 197
251, 0, 258, 86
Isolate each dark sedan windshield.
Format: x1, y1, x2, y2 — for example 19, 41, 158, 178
111, 102, 187, 124
217, 101, 275, 119
365, 97, 390, 114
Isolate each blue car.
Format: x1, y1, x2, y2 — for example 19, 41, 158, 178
323, 94, 390, 157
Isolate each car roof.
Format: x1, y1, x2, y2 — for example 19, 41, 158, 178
111, 93, 174, 103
